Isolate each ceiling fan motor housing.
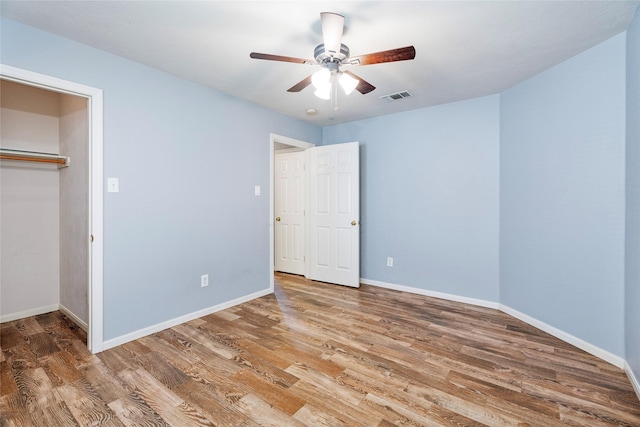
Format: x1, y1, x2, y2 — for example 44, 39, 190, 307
315, 43, 350, 65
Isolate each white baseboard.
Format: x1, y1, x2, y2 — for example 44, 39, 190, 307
499, 304, 625, 369
360, 278, 500, 310
102, 288, 273, 351
625, 362, 640, 401
360, 277, 626, 369
59, 304, 88, 331
0, 304, 59, 323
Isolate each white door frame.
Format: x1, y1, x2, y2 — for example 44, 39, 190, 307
1, 64, 104, 353
269, 133, 314, 290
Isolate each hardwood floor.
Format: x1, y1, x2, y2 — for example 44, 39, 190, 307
2, 273, 640, 426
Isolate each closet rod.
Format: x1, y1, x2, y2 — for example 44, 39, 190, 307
0, 148, 70, 168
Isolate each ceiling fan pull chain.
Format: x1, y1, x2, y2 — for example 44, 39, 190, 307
331, 73, 339, 111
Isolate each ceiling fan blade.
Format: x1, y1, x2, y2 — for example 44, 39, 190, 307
344, 70, 376, 94
320, 12, 344, 56
250, 52, 313, 64
287, 75, 313, 92
349, 46, 416, 66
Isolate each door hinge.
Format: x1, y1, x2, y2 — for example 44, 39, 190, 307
90, 234, 94, 243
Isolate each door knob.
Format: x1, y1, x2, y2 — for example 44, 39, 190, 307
276, 217, 281, 222
351, 220, 358, 226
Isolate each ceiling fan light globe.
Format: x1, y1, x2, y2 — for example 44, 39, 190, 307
312, 68, 331, 89
339, 72, 359, 95
314, 85, 331, 100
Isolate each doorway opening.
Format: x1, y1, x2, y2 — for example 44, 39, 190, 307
269, 134, 314, 291
0, 64, 104, 353
270, 134, 361, 289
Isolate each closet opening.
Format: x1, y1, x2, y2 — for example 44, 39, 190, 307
0, 65, 104, 353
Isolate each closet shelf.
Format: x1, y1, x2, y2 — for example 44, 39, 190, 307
0, 148, 70, 168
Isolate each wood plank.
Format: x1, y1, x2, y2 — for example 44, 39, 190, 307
118, 368, 215, 426
108, 392, 169, 427
0, 391, 31, 426
172, 379, 249, 426
79, 361, 130, 405
289, 380, 384, 426
293, 404, 347, 427
43, 350, 84, 386
57, 378, 124, 426
230, 369, 306, 415
1, 323, 25, 348
13, 317, 45, 337
285, 363, 366, 406
55, 336, 98, 370
234, 393, 307, 427
1, 361, 18, 395
14, 367, 61, 410
28, 401, 79, 427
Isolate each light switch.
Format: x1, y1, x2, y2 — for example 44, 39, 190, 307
254, 185, 261, 196
107, 177, 119, 193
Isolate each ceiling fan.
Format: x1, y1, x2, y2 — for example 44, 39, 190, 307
250, 12, 415, 107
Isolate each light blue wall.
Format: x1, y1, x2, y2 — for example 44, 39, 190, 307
324, 96, 500, 302
626, 9, 640, 382
500, 34, 627, 357
1, 18, 322, 340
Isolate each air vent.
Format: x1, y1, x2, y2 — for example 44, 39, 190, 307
380, 91, 413, 102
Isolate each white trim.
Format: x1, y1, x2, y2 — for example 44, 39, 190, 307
625, 362, 640, 402
274, 147, 306, 154
59, 304, 88, 331
360, 278, 500, 309
269, 133, 315, 290
1, 64, 104, 354
271, 134, 315, 149
0, 304, 59, 323
499, 304, 625, 369
102, 288, 273, 351
89, 86, 104, 354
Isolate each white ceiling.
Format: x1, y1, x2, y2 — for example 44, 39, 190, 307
2, 1, 638, 126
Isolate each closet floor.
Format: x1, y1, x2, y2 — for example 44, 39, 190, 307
2, 274, 640, 426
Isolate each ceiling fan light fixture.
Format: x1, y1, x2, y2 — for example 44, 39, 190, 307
312, 68, 331, 89
314, 85, 331, 100
339, 72, 358, 95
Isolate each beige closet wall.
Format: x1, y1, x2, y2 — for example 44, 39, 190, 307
1, 80, 61, 319
59, 93, 89, 325
0, 80, 88, 325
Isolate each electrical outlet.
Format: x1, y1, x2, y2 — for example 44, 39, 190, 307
387, 257, 394, 267
201, 274, 209, 288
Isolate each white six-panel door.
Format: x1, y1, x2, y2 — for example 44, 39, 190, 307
274, 151, 306, 275
308, 142, 360, 288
